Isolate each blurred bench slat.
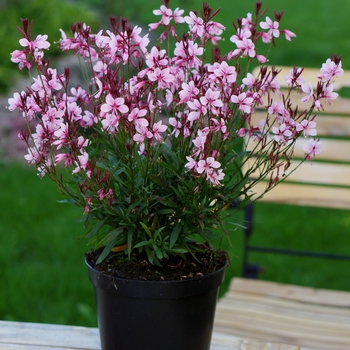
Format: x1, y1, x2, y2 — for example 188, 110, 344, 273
219, 66, 350, 350
214, 278, 350, 350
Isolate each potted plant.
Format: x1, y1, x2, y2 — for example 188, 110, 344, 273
8, 1, 343, 349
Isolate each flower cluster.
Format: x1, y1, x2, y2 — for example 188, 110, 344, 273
8, 1, 343, 264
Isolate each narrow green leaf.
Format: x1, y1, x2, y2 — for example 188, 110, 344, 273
84, 219, 106, 239
140, 221, 152, 238
98, 227, 124, 247
134, 240, 151, 248
96, 239, 115, 265
155, 249, 163, 260
170, 222, 182, 248
158, 208, 174, 215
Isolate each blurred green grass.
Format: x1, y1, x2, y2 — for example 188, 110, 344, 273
1, 0, 350, 327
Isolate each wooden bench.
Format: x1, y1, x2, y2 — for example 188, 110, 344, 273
247, 65, 350, 209
213, 67, 350, 350
214, 278, 350, 350
240, 66, 350, 276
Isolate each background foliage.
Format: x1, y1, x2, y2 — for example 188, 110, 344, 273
0, 0, 349, 327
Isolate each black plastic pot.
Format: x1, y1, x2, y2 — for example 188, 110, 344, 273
86, 257, 227, 350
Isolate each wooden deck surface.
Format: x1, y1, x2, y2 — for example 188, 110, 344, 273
0, 320, 299, 350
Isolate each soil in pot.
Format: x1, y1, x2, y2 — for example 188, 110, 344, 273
86, 244, 228, 281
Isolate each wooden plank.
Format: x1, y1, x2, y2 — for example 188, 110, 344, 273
254, 92, 350, 115
248, 182, 350, 209
214, 278, 350, 350
231, 278, 350, 307
212, 333, 300, 350
0, 345, 72, 350
0, 321, 299, 350
0, 321, 100, 350
252, 66, 350, 90
247, 136, 350, 162
292, 138, 350, 161
250, 112, 350, 138
245, 160, 350, 187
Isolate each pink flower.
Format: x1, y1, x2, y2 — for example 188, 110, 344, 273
169, 117, 182, 138
55, 153, 73, 167
152, 5, 172, 26
242, 13, 253, 29
8, 92, 24, 111
256, 54, 267, 63
192, 130, 208, 155
319, 84, 338, 104
42, 107, 65, 129
296, 120, 317, 137
53, 122, 70, 149
211, 118, 227, 135
80, 110, 98, 128
100, 94, 129, 117
211, 61, 237, 84
196, 157, 221, 174
260, 17, 280, 38
19, 34, 50, 51
73, 151, 89, 174
272, 123, 293, 144
173, 39, 203, 67
185, 156, 197, 170
179, 81, 199, 103
231, 92, 254, 114
300, 82, 314, 103
101, 113, 121, 133
24, 147, 43, 165
282, 29, 296, 41
172, 8, 185, 23
133, 125, 153, 144
303, 139, 322, 160
236, 37, 256, 58
200, 88, 223, 113
230, 27, 251, 45
187, 99, 207, 121
184, 11, 204, 38
268, 102, 289, 123
152, 121, 167, 141
147, 67, 175, 89
10, 50, 31, 69
31, 69, 63, 98
128, 108, 149, 128
145, 46, 168, 69
242, 73, 255, 88
206, 168, 225, 186
284, 67, 305, 86
318, 58, 344, 81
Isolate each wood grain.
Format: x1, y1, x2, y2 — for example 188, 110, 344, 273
0, 320, 299, 350
214, 278, 350, 350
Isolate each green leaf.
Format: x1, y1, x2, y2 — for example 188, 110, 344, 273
126, 226, 133, 259
140, 221, 152, 238
158, 208, 174, 215
134, 240, 151, 248
96, 239, 115, 265
157, 196, 178, 208
155, 248, 163, 260
84, 219, 106, 239
98, 227, 124, 247
170, 248, 188, 254
170, 222, 182, 248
